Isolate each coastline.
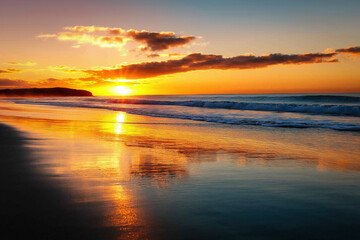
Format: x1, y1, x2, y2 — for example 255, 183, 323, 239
0, 123, 120, 240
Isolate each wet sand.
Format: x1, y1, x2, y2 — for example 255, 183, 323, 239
1, 101, 360, 239
0, 124, 120, 239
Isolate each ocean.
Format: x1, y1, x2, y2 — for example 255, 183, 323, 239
7, 93, 360, 131
1, 93, 360, 239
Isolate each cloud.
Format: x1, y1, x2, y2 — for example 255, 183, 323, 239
6, 61, 37, 66
0, 76, 102, 89
34, 76, 140, 89
64, 26, 124, 34
147, 53, 187, 58
82, 51, 338, 79
126, 29, 196, 51
336, 46, 360, 55
38, 25, 197, 51
56, 32, 127, 49
168, 53, 186, 57
0, 78, 30, 87
16, 48, 336, 87
4, 44, 353, 89
0, 69, 23, 74
147, 53, 160, 58
0, 75, 114, 89
39, 30, 127, 50
39, 77, 99, 87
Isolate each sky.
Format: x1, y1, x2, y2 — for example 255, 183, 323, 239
0, 0, 359, 96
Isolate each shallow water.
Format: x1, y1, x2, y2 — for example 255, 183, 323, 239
7, 93, 360, 130
0, 101, 360, 239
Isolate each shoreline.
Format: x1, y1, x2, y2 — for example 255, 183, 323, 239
0, 123, 120, 240
1, 102, 360, 239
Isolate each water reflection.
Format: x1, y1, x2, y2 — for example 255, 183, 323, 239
130, 154, 187, 188
115, 112, 126, 135
1, 101, 360, 239
0, 102, 359, 176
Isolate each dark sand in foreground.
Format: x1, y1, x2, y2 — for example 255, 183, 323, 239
0, 124, 119, 240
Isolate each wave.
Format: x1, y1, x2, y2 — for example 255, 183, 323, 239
112, 106, 360, 131
108, 99, 360, 117
7, 97, 360, 131
9, 100, 360, 131
283, 95, 360, 102
217, 94, 360, 103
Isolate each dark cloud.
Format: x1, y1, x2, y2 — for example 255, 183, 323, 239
147, 53, 160, 58
336, 46, 360, 55
83, 52, 337, 79
126, 30, 196, 51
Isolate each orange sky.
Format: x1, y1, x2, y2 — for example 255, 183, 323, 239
0, 0, 359, 96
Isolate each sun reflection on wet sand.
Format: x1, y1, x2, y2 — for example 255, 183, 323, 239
0, 101, 359, 174
31, 134, 148, 238
115, 112, 126, 135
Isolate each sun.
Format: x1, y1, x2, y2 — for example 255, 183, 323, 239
112, 85, 132, 96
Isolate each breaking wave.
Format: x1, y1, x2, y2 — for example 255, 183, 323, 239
108, 99, 360, 117
6, 94, 360, 131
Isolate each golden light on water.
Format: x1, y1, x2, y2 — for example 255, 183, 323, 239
2, 101, 360, 239
115, 112, 126, 135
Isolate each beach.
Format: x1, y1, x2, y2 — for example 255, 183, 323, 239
2, 0, 360, 238
1, 97, 360, 239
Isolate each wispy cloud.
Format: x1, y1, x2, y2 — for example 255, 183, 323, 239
147, 53, 187, 58
38, 25, 197, 52
0, 69, 23, 74
0, 77, 105, 89
47, 32, 127, 49
6, 61, 37, 66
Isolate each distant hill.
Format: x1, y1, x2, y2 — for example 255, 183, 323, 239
0, 87, 93, 97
